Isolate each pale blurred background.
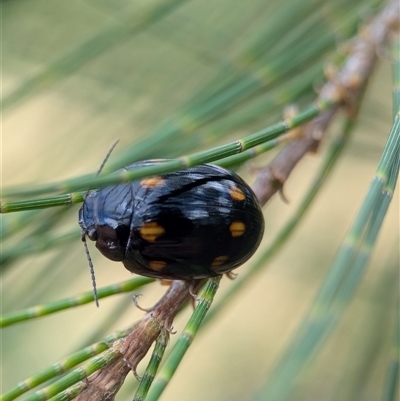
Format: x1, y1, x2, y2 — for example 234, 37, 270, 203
2, 1, 398, 400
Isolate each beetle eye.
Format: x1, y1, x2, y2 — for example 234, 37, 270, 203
87, 228, 98, 241
116, 225, 130, 248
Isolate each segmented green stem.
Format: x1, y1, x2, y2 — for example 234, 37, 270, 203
0, 193, 84, 213
381, 37, 400, 401
132, 330, 170, 401
1, 325, 135, 401
1, 99, 332, 202
146, 276, 222, 400
251, 111, 400, 401
15, 347, 122, 401
381, 294, 399, 401
1, 277, 153, 327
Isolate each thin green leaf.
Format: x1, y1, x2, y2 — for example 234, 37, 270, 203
252, 111, 400, 401
146, 276, 222, 400
133, 330, 169, 401
1, 277, 153, 327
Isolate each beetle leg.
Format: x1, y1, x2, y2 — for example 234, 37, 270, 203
163, 323, 177, 335
225, 270, 238, 280
132, 294, 154, 312
188, 281, 200, 307
123, 355, 142, 381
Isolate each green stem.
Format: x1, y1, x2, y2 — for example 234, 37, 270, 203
146, 276, 222, 400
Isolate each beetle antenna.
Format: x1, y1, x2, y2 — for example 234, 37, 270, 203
96, 139, 120, 176
84, 139, 120, 199
82, 139, 119, 308
82, 233, 99, 307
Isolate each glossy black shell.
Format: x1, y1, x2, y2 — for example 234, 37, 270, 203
79, 161, 264, 280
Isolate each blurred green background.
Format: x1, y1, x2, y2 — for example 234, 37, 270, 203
1, 1, 398, 400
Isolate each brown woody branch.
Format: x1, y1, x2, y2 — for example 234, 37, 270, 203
75, 280, 204, 400
253, 0, 399, 205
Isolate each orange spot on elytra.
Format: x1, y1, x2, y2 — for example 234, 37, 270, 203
148, 260, 167, 271
230, 221, 246, 237
211, 255, 229, 268
140, 177, 165, 188
230, 186, 246, 201
140, 222, 165, 242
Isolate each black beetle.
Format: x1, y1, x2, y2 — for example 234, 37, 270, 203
79, 160, 264, 280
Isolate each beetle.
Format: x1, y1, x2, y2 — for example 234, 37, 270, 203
79, 160, 264, 280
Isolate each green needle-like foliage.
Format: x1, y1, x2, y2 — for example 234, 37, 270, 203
0, 277, 153, 327
146, 276, 222, 400
1, 1, 398, 401
1, 324, 136, 401
133, 330, 170, 401
251, 110, 400, 401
